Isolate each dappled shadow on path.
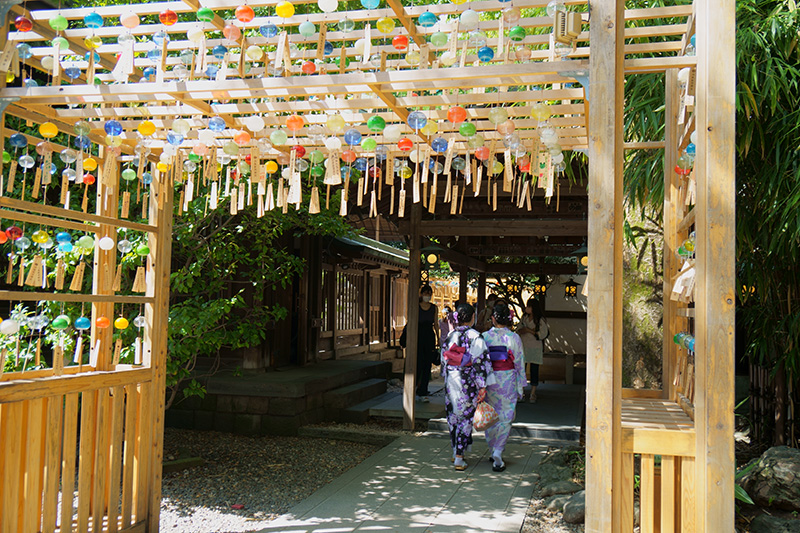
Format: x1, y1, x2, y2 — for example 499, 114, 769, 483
254, 435, 545, 533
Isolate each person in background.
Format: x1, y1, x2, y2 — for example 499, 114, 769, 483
481, 302, 526, 472
475, 293, 498, 333
518, 298, 549, 403
416, 284, 440, 402
441, 303, 494, 471
439, 305, 456, 345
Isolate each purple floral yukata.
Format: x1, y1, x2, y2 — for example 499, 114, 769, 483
441, 326, 494, 456
481, 326, 526, 456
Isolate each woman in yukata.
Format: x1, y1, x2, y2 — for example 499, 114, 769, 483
481, 302, 526, 472
441, 303, 494, 471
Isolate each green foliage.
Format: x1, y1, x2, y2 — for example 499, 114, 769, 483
163, 191, 352, 407
734, 2, 800, 395
735, 460, 759, 506
624, 0, 800, 443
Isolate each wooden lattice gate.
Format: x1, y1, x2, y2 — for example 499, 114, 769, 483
0, 154, 173, 532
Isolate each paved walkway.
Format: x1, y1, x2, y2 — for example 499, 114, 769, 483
257, 435, 549, 532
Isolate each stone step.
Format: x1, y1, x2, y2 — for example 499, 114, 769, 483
206, 360, 392, 399
368, 392, 447, 420
426, 418, 580, 444
323, 378, 388, 411
296, 426, 398, 447
340, 392, 398, 424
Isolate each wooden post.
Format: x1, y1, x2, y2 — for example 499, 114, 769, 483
458, 270, 468, 305
331, 264, 339, 359
585, 0, 625, 530
92, 148, 117, 371
297, 237, 311, 365
662, 69, 680, 400
362, 270, 369, 348
403, 202, 422, 430
306, 236, 323, 364
477, 272, 486, 310
144, 161, 174, 531
695, 0, 736, 529
383, 273, 391, 343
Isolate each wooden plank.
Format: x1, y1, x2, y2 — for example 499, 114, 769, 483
107, 386, 125, 533
0, 404, 5, 526
624, 141, 666, 150
640, 454, 656, 533
42, 394, 64, 532
0, 197, 158, 233
0, 291, 155, 305
694, 0, 736, 529
680, 456, 696, 533
121, 384, 138, 528
135, 382, 153, 524
677, 208, 695, 234
622, 428, 695, 457
1, 401, 24, 533
620, 453, 634, 532
60, 393, 80, 533
23, 398, 46, 533
76, 389, 98, 532
144, 165, 175, 531
621, 388, 663, 399
92, 389, 111, 531
663, 68, 681, 401
0, 207, 97, 234
0, 367, 152, 403
661, 455, 677, 533
403, 202, 421, 430
585, 0, 625, 530
119, 521, 146, 533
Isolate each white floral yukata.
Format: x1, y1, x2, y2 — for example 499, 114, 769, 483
481, 326, 526, 456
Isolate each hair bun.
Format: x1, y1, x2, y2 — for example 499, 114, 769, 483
492, 302, 513, 326
455, 303, 474, 324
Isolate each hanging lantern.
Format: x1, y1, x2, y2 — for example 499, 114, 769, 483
533, 278, 547, 297
564, 278, 580, 299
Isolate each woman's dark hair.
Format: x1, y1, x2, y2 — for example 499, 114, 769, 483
492, 302, 513, 326
526, 298, 544, 322
420, 284, 433, 295
455, 303, 474, 325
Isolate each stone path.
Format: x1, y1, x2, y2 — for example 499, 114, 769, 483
256, 435, 548, 532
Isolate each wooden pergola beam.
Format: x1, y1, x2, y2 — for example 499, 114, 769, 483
434, 245, 487, 272
385, 0, 426, 49
5, 103, 137, 155
482, 263, 580, 275
181, 0, 225, 30
368, 84, 430, 147
4, 58, 697, 105
45, 99, 587, 119
399, 220, 587, 237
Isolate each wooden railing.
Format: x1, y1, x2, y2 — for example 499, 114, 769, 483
620, 398, 696, 532
0, 363, 155, 533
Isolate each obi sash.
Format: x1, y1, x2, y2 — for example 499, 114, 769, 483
443, 344, 471, 367
488, 345, 515, 371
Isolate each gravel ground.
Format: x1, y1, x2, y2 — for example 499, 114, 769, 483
160, 428, 380, 532
521, 492, 585, 533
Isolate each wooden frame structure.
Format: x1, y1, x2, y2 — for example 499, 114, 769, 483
585, 1, 735, 531
0, 0, 733, 530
